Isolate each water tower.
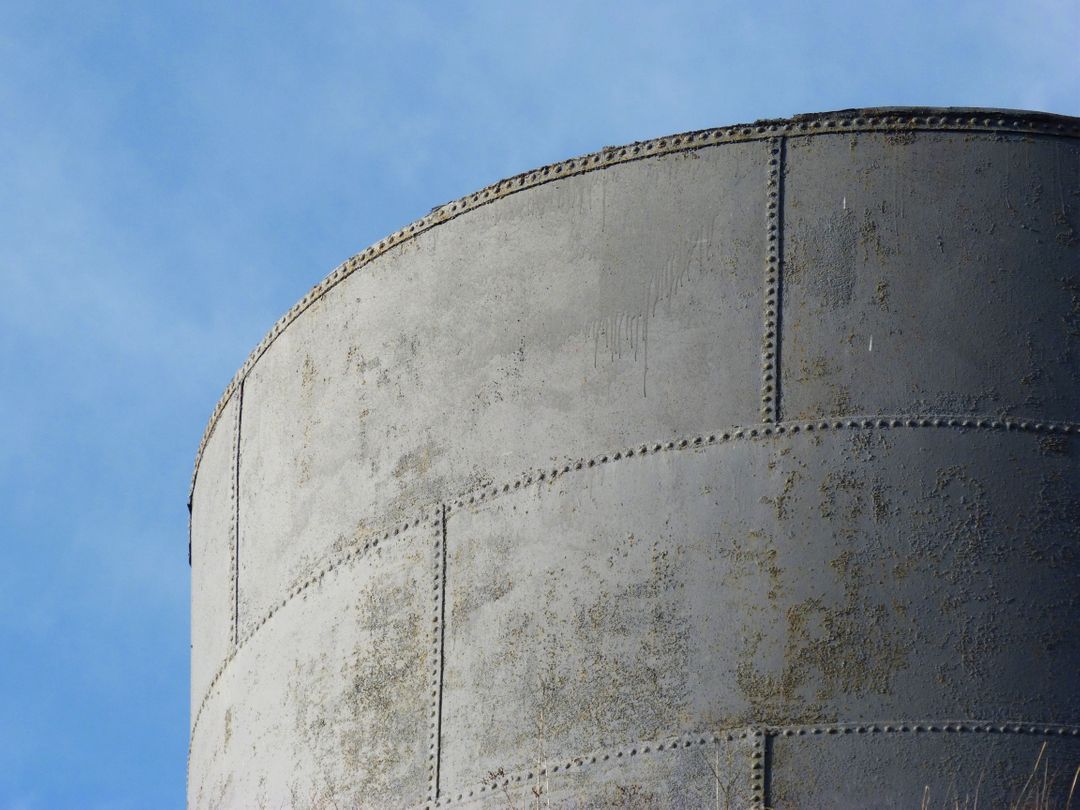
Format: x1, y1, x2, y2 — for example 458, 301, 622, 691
189, 108, 1080, 808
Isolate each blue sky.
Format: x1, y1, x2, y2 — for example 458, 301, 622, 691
0, 1, 1076, 807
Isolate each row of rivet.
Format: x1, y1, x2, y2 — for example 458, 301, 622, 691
416, 721, 1080, 808
187, 510, 436, 753
448, 414, 1078, 514
421, 728, 757, 808
429, 506, 447, 802
769, 722, 1080, 736
189, 110, 1080, 500
750, 727, 766, 808
761, 137, 783, 423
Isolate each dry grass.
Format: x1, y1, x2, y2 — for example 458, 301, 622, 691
918, 742, 1080, 810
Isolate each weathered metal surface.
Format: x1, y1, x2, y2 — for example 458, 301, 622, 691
768, 725, 1080, 808
188, 108, 1080, 809
782, 130, 1080, 422
189, 519, 436, 808
441, 428, 1078, 793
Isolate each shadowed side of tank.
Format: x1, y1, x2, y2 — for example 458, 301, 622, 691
188, 109, 1080, 809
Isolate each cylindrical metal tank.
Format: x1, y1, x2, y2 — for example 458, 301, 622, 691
188, 107, 1080, 809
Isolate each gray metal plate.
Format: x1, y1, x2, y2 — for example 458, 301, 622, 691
781, 131, 1080, 422
768, 726, 1080, 808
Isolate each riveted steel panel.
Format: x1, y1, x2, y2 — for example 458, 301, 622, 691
768, 726, 1080, 809
189, 522, 435, 809
781, 131, 1080, 422
441, 427, 1077, 789
189, 393, 238, 724
236, 142, 767, 638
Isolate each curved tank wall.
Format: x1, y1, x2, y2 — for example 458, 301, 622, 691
188, 108, 1080, 809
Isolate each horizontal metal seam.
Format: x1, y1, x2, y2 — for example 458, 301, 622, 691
188, 109, 1080, 503
415, 722, 1080, 809
447, 414, 1079, 514
424, 726, 762, 809
188, 410, 1080, 751
765, 721, 1080, 736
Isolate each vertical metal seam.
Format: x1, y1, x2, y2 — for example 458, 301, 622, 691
761, 136, 784, 423
429, 504, 448, 803
231, 379, 245, 648
749, 727, 766, 808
